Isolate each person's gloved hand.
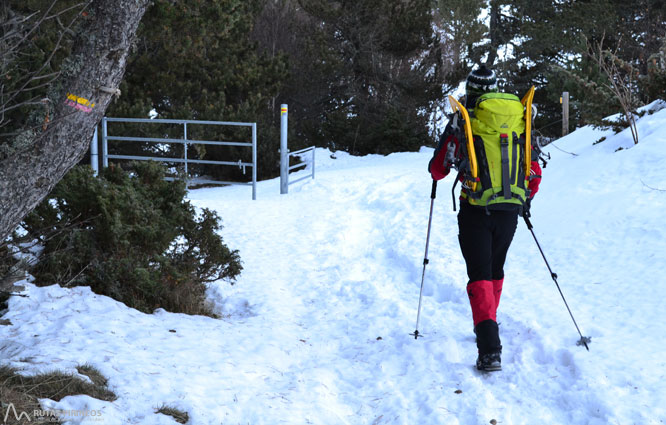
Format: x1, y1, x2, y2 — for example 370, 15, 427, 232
428, 148, 449, 180
428, 135, 459, 181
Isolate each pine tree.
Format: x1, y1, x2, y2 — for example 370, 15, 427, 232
251, 0, 342, 152
107, 0, 288, 181
435, 0, 485, 68
290, 0, 448, 155
550, 0, 666, 131
466, 0, 665, 136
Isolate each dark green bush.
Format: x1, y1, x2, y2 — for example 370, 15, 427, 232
20, 162, 242, 316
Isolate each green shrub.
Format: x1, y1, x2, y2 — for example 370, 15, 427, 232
20, 162, 242, 315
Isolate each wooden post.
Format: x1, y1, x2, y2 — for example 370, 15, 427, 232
562, 91, 569, 137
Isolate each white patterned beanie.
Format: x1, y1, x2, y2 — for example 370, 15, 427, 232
465, 65, 498, 98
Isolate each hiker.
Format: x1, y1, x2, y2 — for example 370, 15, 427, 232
428, 65, 542, 371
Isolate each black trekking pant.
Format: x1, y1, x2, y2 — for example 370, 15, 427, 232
457, 202, 519, 283
458, 202, 518, 355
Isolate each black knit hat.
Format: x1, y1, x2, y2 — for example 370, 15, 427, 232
465, 65, 498, 97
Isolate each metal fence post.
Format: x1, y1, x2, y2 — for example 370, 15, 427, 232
183, 122, 188, 177
91, 126, 99, 176
280, 104, 288, 194
562, 91, 570, 137
102, 117, 108, 168
252, 122, 257, 200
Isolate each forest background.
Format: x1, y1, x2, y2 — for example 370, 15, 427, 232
2, 0, 666, 183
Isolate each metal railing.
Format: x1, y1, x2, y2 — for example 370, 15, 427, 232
287, 146, 315, 186
94, 117, 257, 200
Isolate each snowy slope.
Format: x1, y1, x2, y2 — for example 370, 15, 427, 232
2, 103, 666, 424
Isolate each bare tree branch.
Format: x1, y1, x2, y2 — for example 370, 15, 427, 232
588, 35, 640, 144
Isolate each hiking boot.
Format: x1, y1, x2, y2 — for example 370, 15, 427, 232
476, 351, 502, 372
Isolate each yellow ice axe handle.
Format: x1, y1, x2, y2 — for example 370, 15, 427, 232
521, 86, 536, 177
448, 95, 478, 191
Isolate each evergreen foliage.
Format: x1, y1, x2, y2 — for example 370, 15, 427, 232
19, 162, 242, 316
551, 0, 666, 131
459, 0, 666, 137
269, 0, 453, 155
82, 0, 666, 154
0, 0, 85, 156
435, 0, 485, 75
107, 0, 287, 181
643, 38, 666, 101
5, 0, 666, 186
467, 0, 611, 134
251, 0, 344, 152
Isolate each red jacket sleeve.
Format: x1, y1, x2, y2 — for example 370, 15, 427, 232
428, 133, 459, 181
528, 160, 541, 198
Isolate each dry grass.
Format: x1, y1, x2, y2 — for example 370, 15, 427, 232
156, 405, 189, 424
0, 365, 116, 424
76, 364, 111, 392
0, 382, 43, 424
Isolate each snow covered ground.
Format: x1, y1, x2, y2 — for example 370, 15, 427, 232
2, 102, 666, 424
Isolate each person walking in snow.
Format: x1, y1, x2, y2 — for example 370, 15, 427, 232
427, 65, 542, 371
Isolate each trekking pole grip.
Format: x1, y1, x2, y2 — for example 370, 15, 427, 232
431, 180, 438, 199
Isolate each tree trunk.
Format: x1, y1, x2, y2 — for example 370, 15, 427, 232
0, 0, 150, 241
485, 0, 500, 68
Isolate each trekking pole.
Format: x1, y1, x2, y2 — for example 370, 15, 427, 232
523, 215, 591, 350
411, 180, 437, 340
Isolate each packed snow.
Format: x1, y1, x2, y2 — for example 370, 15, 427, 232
2, 102, 666, 424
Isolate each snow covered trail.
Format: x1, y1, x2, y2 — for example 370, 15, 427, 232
2, 104, 666, 424
188, 151, 620, 425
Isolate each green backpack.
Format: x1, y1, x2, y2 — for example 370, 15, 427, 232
449, 87, 535, 210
